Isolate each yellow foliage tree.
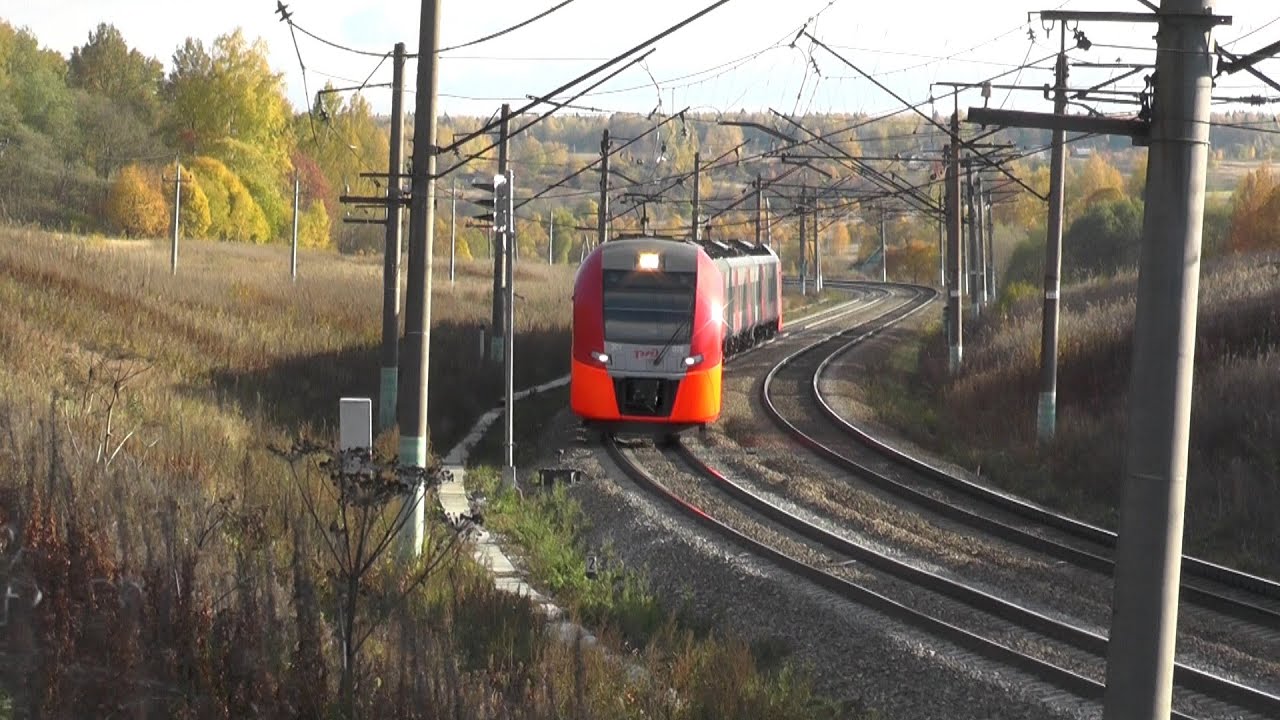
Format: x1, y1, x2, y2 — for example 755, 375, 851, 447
175, 167, 212, 238
107, 164, 168, 237
188, 155, 270, 242
1228, 164, 1279, 253
298, 200, 331, 249
1067, 153, 1125, 217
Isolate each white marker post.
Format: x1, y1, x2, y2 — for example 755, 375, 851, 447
339, 397, 372, 454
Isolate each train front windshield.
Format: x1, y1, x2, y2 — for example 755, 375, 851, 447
602, 269, 696, 345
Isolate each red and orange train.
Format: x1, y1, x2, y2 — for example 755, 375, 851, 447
570, 235, 783, 434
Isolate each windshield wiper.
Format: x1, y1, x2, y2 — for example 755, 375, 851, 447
652, 316, 692, 367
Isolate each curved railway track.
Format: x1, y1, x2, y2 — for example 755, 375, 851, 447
593, 283, 1280, 719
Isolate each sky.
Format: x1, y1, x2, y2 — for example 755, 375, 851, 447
4, 0, 1279, 119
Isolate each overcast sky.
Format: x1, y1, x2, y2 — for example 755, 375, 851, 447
5, 1, 1279, 118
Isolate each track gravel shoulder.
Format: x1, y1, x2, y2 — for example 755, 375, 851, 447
502, 339, 1093, 719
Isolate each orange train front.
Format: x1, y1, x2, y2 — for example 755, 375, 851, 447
571, 235, 783, 434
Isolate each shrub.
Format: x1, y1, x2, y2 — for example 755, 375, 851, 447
106, 163, 167, 237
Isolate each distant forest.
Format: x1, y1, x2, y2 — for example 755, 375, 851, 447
3, 18, 1279, 268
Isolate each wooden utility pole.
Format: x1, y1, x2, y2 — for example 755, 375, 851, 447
397, 0, 441, 558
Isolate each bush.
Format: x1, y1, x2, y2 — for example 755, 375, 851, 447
106, 163, 167, 237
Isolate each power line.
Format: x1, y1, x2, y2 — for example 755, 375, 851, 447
439, 0, 580, 53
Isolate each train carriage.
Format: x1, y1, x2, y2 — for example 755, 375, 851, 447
570, 235, 782, 434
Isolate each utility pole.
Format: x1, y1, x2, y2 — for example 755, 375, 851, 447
754, 174, 763, 246
290, 170, 299, 282
946, 112, 963, 373
379, 42, 406, 433
491, 104, 511, 365
985, 188, 996, 297
1038, 23, 1069, 442
1104, 2, 1220, 717
548, 214, 554, 264
598, 129, 610, 246
765, 196, 772, 247
937, 206, 945, 287
397, 1, 441, 558
798, 186, 808, 296
967, 161, 981, 320
812, 196, 822, 293
449, 176, 457, 283
974, 173, 988, 307
692, 151, 701, 243
170, 156, 181, 276
500, 170, 516, 490
880, 205, 888, 283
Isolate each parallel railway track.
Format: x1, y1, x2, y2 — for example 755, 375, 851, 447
597, 283, 1280, 719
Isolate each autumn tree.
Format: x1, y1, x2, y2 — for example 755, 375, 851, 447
189, 155, 270, 242
1066, 152, 1125, 217
172, 165, 212, 238
107, 164, 168, 237
1227, 163, 1280, 253
166, 29, 292, 240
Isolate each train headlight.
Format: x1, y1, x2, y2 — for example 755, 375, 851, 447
636, 252, 661, 271
590, 351, 610, 365
683, 354, 703, 368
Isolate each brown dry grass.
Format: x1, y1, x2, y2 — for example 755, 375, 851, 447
0, 225, 833, 718
889, 251, 1280, 575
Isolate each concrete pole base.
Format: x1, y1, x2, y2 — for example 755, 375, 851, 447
398, 435, 429, 559
1037, 391, 1057, 443
378, 367, 398, 432
949, 345, 963, 374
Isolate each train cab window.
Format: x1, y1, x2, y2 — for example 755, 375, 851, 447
602, 269, 696, 345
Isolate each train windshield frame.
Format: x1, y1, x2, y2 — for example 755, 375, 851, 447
602, 269, 696, 345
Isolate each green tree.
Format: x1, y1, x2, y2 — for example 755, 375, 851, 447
74, 92, 155, 179
1062, 197, 1143, 280
67, 23, 163, 123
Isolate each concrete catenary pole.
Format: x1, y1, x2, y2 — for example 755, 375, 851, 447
946, 112, 963, 372
880, 204, 888, 283
379, 42, 406, 432
974, 173, 988, 307
548, 214, 554, 264
397, 1, 441, 557
967, 162, 981, 320
502, 169, 516, 490
1102, 1, 1218, 718
754, 175, 763, 246
171, 156, 181, 275
798, 186, 808, 296
598, 129, 610, 246
691, 151, 701, 243
813, 196, 822, 293
937, 202, 945, 287
1037, 23, 1069, 442
449, 176, 456, 283
765, 196, 772, 247
985, 188, 996, 297
490, 104, 510, 364
290, 171, 299, 282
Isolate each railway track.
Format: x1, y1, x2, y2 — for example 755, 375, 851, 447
807, 315, 1280, 618
595, 284, 1280, 719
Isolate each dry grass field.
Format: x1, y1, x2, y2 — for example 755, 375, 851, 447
0, 225, 833, 718
869, 251, 1280, 575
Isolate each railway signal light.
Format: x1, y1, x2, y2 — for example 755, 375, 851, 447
471, 173, 512, 232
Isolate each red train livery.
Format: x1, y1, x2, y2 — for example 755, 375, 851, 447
570, 235, 783, 434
